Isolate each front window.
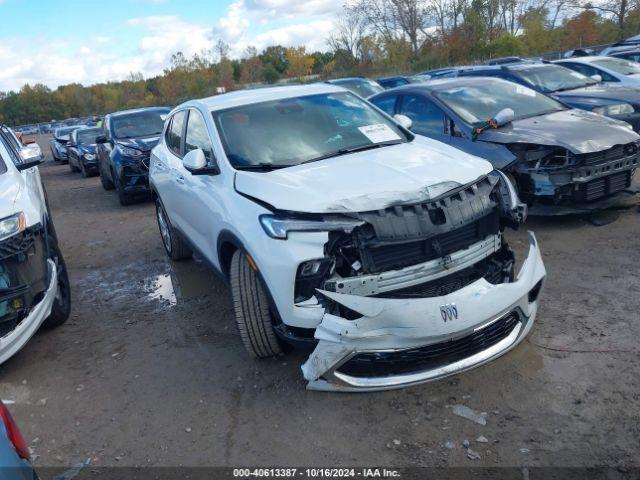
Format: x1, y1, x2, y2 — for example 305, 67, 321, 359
333, 79, 384, 98
77, 129, 100, 144
213, 92, 409, 169
592, 57, 640, 75
111, 110, 168, 139
516, 65, 596, 92
54, 127, 76, 139
433, 80, 565, 125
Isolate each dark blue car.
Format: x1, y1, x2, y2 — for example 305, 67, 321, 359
67, 127, 101, 177
453, 62, 640, 130
369, 78, 639, 215
96, 107, 170, 205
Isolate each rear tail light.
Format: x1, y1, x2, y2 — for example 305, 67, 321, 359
0, 400, 30, 459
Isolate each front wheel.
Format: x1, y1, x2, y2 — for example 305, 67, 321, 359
69, 159, 79, 172
42, 245, 71, 328
230, 250, 283, 358
99, 161, 114, 190
156, 199, 192, 261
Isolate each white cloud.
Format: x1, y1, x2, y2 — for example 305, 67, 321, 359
254, 19, 333, 52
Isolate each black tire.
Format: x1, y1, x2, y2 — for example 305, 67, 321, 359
112, 170, 134, 206
80, 161, 90, 178
42, 245, 71, 329
99, 162, 114, 190
50, 149, 59, 162
155, 199, 192, 261
230, 250, 283, 358
69, 159, 79, 172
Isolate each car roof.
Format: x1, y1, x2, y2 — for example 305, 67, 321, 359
556, 56, 613, 64
327, 77, 367, 83
194, 83, 347, 112
377, 75, 409, 81
109, 106, 171, 118
372, 76, 511, 95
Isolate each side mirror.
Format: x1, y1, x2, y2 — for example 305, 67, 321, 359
590, 74, 603, 82
493, 108, 515, 127
16, 159, 42, 171
22, 138, 35, 145
182, 149, 219, 175
394, 114, 413, 130
96, 135, 107, 144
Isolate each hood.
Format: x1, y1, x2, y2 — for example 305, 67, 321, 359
478, 109, 639, 154
553, 84, 640, 105
79, 144, 97, 154
234, 137, 493, 214
0, 172, 21, 220
116, 136, 160, 152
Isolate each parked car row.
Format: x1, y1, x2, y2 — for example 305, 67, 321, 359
16, 50, 638, 392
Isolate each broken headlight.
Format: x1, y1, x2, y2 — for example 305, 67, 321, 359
0, 212, 26, 243
259, 214, 363, 240
592, 103, 634, 116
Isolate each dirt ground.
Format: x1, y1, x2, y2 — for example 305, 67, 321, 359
1, 135, 639, 470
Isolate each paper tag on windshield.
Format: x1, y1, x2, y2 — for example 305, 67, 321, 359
515, 85, 536, 97
358, 124, 402, 143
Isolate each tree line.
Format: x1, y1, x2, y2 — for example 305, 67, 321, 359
1, 0, 639, 126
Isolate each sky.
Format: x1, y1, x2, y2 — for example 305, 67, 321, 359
0, 0, 343, 92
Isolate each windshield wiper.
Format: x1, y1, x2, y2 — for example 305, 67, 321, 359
299, 140, 404, 166
234, 163, 295, 171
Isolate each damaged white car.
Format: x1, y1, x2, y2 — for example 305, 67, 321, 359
150, 84, 546, 392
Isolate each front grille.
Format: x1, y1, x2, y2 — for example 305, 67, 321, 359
359, 212, 499, 272
0, 228, 38, 261
337, 311, 520, 378
576, 143, 637, 166
374, 248, 513, 299
573, 171, 631, 202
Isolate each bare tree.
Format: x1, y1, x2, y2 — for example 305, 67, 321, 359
581, 0, 638, 33
328, 9, 370, 61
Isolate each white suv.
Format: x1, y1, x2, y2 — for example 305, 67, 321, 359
150, 84, 546, 392
0, 126, 70, 364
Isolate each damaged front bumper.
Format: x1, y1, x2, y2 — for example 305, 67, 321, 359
301, 232, 545, 392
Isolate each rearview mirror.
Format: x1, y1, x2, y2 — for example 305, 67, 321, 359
96, 135, 107, 144
183, 149, 220, 175
493, 108, 515, 127
590, 74, 603, 82
394, 114, 413, 130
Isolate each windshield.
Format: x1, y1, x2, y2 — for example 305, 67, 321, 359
592, 57, 640, 75
77, 128, 100, 144
55, 127, 76, 138
112, 110, 168, 139
434, 80, 565, 125
516, 65, 595, 92
332, 79, 384, 98
213, 92, 408, 169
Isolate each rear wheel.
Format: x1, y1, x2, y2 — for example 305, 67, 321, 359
230, 250, 283, 358
156, 199, 192, 261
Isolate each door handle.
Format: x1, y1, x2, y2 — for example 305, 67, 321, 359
175, 174, 185, 184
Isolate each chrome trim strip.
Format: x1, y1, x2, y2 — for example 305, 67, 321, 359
326, 234, 502, 297
331, 321, 522, 389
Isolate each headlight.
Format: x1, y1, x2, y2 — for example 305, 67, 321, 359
83, 153, 96, 161
0, 213, 26, 242
592, 103, 635, 115
259, 214, 363, 240
120, 146, 142, 157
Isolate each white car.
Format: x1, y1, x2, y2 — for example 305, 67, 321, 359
149, 84, 546, 392
555, 56, 640, 88
0, 126, 43, 164
0, 125, 70, 365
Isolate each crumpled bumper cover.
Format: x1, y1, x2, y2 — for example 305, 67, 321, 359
301, 232, 546, 392
0, 259, 57, 365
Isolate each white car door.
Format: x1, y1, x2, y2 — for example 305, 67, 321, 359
171, 108, 227, 268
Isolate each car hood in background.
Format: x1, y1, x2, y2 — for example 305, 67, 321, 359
554, 84, 640, 105
234, 137, 492, 213
79, 144, 97, 154
478, 109, 639, 154
116, 136, 160, 152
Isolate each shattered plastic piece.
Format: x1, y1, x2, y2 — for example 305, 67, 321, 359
452, 404, 487, 426
467, 448, 481, 460
53, 458, 90, 480
476, 435, 489, 443
444, 441, 455, 450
